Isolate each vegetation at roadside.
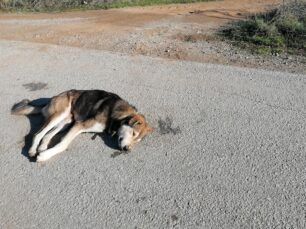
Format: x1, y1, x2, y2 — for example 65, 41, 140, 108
0, 0, 213, 12
221, 0, 306, 56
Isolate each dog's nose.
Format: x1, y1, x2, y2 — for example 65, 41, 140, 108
122, 146, 130, 151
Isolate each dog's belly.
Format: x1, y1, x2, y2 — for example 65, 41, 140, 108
87, 122, 105, 133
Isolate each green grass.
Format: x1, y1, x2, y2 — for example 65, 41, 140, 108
221, 1, 306, 56
0, 0, 213, 12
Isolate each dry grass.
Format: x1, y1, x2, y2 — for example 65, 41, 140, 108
221, 0, 306, 56
0, 0, 214, 12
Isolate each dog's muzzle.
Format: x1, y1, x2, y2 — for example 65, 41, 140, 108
122, 145, 131, 151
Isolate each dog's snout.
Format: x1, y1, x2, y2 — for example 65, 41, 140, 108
122, 146, 131, 151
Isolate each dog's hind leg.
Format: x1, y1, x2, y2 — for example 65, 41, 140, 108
36, 119, 105, 162
28, 111, 70, 157
37, 116, 72, 153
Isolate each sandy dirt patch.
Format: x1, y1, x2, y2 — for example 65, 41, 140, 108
1, 0, 305, 73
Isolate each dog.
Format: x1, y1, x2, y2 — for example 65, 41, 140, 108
11, 89, 153, 162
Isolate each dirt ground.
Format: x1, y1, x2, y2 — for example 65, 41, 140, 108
0, 0, 305, 73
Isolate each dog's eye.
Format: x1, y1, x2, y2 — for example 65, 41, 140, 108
133, 131, 136, 137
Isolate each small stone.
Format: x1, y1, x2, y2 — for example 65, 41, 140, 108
171, 215, 178, 221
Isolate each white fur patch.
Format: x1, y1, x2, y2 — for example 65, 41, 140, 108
87, 123, 105, 133
118, 125, 133, 149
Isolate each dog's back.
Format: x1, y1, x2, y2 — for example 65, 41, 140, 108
72, 90, 121, 121
11, 89, 135, 124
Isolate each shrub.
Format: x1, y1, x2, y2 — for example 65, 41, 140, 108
221, 0, 306, 56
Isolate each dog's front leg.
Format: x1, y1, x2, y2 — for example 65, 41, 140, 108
28, 114, 66, 157
38, 117, 72, 152
36, 120, 104, 162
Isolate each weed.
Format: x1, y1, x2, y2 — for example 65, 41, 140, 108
0, 0, 214, 12
220, 0, 306, 56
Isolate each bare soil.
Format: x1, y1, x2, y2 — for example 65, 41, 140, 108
0, 0, 305, 73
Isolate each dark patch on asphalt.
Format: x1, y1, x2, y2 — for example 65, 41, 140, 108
158, 117, 181, 135
142, 210, 148, 215
23, 82, 47, 91
136, 196, 146, 203
110, 151, 128, 158
171, 214, 178, 221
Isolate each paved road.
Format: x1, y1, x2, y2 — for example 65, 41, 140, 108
0, 40, 305, 229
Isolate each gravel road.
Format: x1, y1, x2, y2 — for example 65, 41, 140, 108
0, 40, 305, 228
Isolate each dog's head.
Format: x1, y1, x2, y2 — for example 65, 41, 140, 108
117, 114, 153, 151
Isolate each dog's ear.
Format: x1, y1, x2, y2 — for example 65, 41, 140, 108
112, 101, 136, 120
128, 114, 144, 127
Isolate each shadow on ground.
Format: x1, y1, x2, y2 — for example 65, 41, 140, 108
91, 132, 119, 151
19, 98, 50, 162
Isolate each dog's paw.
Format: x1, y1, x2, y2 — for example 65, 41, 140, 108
38, 144, 48, 153
36, 153, 51, 162
28, 148, 37, 157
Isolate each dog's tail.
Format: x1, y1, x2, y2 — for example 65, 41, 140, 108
11, 99, 46, 115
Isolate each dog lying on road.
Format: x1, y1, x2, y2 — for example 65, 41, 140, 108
11, 90, 153, 162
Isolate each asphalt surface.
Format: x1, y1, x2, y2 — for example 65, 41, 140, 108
0, 40, 305, 229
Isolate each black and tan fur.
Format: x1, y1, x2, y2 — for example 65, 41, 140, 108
11, 90, 153, 162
